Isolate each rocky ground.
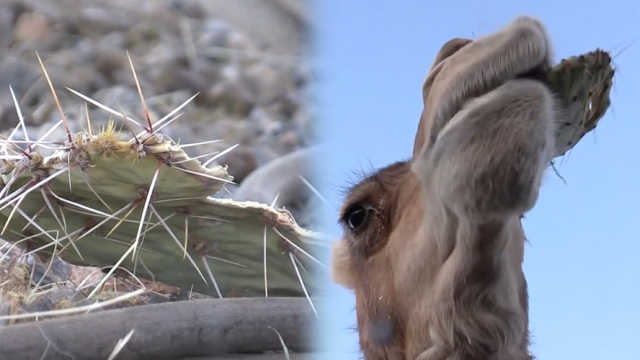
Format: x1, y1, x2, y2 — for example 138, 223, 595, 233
0, 0, 318, 322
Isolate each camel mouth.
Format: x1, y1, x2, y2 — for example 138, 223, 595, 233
426, 59, 552, 149
515, 61, 551, 83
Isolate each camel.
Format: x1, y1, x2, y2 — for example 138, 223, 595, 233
331, 16, 612, 360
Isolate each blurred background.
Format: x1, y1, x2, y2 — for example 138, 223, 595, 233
316, 1, 640, 359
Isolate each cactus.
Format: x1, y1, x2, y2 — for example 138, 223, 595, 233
546, 49, 614, 157
0, 54, 324, 302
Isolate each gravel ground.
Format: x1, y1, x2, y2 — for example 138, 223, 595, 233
0, 0, 314, 180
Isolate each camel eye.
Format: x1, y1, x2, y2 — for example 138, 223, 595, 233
344, 205, 371, 232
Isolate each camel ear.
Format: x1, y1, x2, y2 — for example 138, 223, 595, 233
413, 38, 472, 157
430, 38, 473, 69
331, 240, 357, 289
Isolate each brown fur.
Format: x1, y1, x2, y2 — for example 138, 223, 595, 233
332, 16, 559, 359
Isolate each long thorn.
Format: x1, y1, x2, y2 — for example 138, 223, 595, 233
9, 86, 30, 142
106, 203, 139, 237
138, 256, 155, 282
127, 51, 153, 133
82, 173, 113, 212
0, 175, 18, 200
76, 265, 144, 291
263, 224, 268, 297
183, 216, 188, 260
84, 103, 93, 137
132, 168, 159, 260
170, 151, 220, 165
202, 144, 239, 167
1, 230, 56, 262
149, 204, 207, 285
59, 206, 67, 232
178, 139, 222, 148
6, 122, 20, 143
201, 256, 222, 298
205, 255, 247, 268
1, 289, 145, 320
0, 182, 28, 208
269, 327, 291, 360
37, 120, 63, 145
0, 140, 65, 151
107, 329, 135, 360
87, 241, 137, 299
298, 175, 330, 207
31, 239, 57, 296
66, 87, 144, 130
23, 229, 81, 258
146, 112, 182, 135
64, 201, 135, 253
1, 194, 25, 235
0, 136, 31, 157
41, 189, 83, 260
272, 227, 328, 269
36, 51, 72, 144
270, 193, 280, 208
61, 206, 152, 225
186, 214, 230, 223
140, 212, 175, 236
67, 155, 72, 192
289, 252, 317, 318
133, 210, 153, 275
15, 206, 59, 244
47, 187, 110, 218
174, 166, 235, 184
136, 93, 199, 138
21, 206, 45, 231
0, 155, 24, 160
0, 139, 61, 146
0, 167, 69, 211
154, 196, 203, 204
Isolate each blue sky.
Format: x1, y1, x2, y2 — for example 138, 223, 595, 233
315, 1, 640, 359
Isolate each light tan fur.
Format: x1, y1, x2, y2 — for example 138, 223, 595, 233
332, 16, 559, 360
